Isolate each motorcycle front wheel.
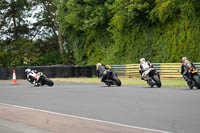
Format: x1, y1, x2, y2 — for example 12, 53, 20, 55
43, 78, 54, 86
112, 74, 121, 86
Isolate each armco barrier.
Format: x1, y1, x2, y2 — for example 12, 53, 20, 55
74, 66, 81, 77
0, 65, 96, 80
109, 65, 126, 76
159, 63, 181, 78
0, 67, 11, 80
110, 63, 200, 78
1, 63, 200, 79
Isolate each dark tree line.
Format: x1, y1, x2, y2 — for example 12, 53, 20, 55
1, 0, 200, 67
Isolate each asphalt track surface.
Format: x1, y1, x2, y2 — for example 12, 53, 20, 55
0, 80, 200, 133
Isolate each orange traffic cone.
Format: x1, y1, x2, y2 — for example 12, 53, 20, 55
12, 69, 17, 85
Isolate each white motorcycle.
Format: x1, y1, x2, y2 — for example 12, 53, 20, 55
27, 71, 54, 87
142, 68, 161, 88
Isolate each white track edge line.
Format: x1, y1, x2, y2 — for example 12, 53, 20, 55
0, 103, 172, 133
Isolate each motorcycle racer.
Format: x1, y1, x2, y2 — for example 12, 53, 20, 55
139, 58, 153, 80
181, 58, 197, 88
96, 63, 121, 86
96, 63, 108, 82
25, 68, 40, 86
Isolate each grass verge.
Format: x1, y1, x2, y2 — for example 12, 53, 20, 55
53, 77, 188, 87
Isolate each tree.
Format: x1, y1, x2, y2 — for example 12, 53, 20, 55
0, 0, 32, 41
32, 0, 65, 55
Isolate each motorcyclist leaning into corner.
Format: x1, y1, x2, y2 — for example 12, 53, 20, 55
96, 63, 109, 82
181, 57, 196, 86
25, 68, 40, 85
139, 58, 153, 80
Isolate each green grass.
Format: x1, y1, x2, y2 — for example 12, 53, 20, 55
52, 77, 188, 87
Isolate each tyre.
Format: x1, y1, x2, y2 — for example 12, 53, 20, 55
193, 75, 200, 89
43, 78, 54, 86
153, 75, 161, 88
112, 74, 121, 86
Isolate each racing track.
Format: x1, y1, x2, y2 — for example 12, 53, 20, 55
0, 80, 200, 133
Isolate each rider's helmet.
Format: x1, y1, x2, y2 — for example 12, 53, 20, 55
25, 68, 31, 74
96, 63, 102, 69
182, 57, 187, 63
140, 58, 146, 63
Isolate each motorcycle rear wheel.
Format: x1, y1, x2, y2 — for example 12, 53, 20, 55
193, 75, 200, 89
112, 74, 121, 86
153, 75, 161, 88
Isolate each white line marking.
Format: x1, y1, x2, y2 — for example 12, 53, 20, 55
0, 103, 172, 133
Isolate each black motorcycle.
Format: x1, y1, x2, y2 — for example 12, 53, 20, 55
27, 72, 54, 87
144, 68, 161, 88
185, 67, 200, 89
102, 69, 121, 87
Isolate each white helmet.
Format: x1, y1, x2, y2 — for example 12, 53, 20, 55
182, 57, 187, 63
25, 68, 31, 73
140, 58, 146, 63
96, 63, 101, 69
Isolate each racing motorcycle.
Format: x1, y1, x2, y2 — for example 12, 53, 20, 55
102, 69, 121, 87
184, 64, 200, 89
143, 68, 161, 88
27, 72, 54, 87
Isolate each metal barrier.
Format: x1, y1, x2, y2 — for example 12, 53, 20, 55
1, 63, 200, 79
110, 63, 200, 78
0, 65, 96, 80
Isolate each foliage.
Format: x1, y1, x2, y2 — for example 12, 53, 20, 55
1, 0, 200, 67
